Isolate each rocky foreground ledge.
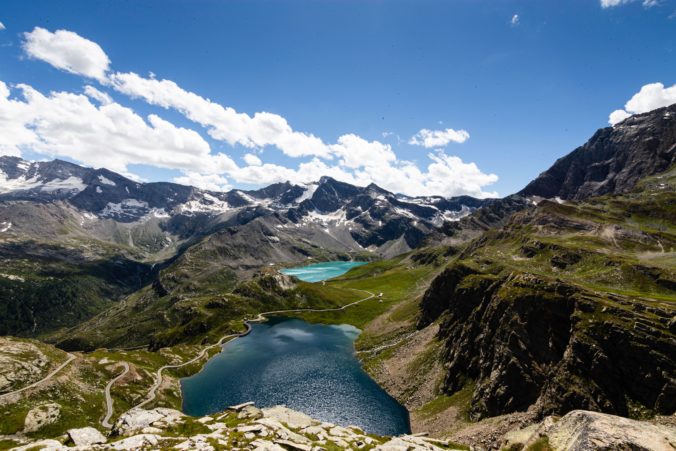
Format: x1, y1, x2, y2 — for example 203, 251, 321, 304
10, 403, 676, 450
11, 403, 462, 451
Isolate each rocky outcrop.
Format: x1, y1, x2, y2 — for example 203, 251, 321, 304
112, 407, 185, 436
23, 403, 61, 433
0, 338, 51, 393
66, 427, 107, 447
420, 265, 676, 421
520, 103, 676, 200
11, 404, 465, 450
503, 410, 676, 450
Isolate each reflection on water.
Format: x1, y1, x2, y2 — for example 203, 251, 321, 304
181, 317, 410, 436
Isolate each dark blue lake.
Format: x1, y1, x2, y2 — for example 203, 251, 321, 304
280, 261, 367, 282
180, 317, 410, 436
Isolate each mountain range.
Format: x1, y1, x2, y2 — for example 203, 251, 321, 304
0, 103, 674, 450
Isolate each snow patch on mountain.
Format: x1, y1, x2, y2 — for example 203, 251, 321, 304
0, 172, 43, 193
176, 193, 230, 215
39, 176, 87, 193
301, 208, 351, 227
101, 199, 149, 218
295, 183, 318, 204
98, 175, 116, 186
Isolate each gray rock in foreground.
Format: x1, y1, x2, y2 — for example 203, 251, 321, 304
504, 410, 676, 451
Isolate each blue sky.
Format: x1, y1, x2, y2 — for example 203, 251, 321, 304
0, 0, 674, 197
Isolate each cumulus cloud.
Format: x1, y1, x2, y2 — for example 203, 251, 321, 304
608, 82, 676, 125
22, 27, 110, 81
243, 153, 262, 166
83, 85, 112, 105
0, 22, 5, 31
0, 80, 236, 174
329, 134, 396, 169
409, 128, 470, 148
173, 172, 231, 191
13, 27, 499, 198
511, 14, 520, 26
107, 72, 331, 159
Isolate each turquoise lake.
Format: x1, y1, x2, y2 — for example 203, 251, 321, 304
280, 261, 367, 282
180, 317, 411, 436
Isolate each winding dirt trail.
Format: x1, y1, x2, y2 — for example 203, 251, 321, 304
101, 362, 130, 428
0, 353, 76, 401
131, 288, 374, 411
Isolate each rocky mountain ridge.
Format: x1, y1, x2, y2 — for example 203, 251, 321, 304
520, 103, 676, 201
417, 165, 676, 425
0, 155, 483, 253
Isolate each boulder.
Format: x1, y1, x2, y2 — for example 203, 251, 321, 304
66, 426, 107, 447
505, 410, 676, 451
113, 408, 184, 435
23, 403, 61, 433
238, 404, 263, 420
262, 405, 315, 429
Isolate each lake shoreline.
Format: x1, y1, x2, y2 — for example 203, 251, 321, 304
180, 315, 411, 436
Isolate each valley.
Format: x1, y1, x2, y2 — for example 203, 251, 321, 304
0, 105, 674, 450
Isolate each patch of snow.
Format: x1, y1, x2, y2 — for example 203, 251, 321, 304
16, 161, 30, 171
40, 176, 87, 193
393, 207, 418, 219
442, 205, 472, 221
301, 208, 351, 227
98, 175, 116, 186
295, 183, 318, 203
100, 199, 149, 218
0, 171, 43, 193
554, 196, 565, 204
430, 205, 472, 226
0, 221, 11, 232
152, 208, 170, 219
79, 212, 98, 226
236, 190, 258, 204
96, 186, 103, 194
176, 194, 230, 215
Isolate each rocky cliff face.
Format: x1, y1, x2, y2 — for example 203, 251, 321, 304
520, 103, 676, 200
420, 269, 675, 420
418, 166, 676, 422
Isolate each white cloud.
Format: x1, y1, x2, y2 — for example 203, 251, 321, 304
601, 0, 629, 7
107, 72, 332, 159
173, 172, 231, 191
608, 82, 676, 125
243, 153, 262, 166
608, 109, 631, 125
11, 27, 500, 198
329, 134, 396, 169
22, 27, 110, 81
0, 80, 236, 174
601, 0, 659, 7
83, 85, 112, 105
0, 22, 5, 31
409, 128, 470, 148
511, 14, 520, 26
